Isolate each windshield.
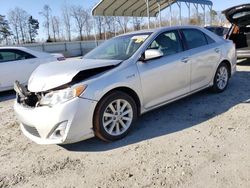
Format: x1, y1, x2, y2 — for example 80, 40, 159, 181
84, 33, 151, 60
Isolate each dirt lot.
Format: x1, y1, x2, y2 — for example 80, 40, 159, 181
0, 60, 250, 188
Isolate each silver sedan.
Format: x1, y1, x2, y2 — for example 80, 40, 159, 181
14, 26, 237, 144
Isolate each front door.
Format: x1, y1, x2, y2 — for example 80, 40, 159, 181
137, 30, 191, 109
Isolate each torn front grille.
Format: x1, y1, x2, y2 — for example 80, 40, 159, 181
23, 124, 41, 138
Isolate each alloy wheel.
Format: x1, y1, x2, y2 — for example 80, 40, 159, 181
102, 99, 133, 136
216, 66, 228, 90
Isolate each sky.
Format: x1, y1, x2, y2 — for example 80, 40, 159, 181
0, 0, 249, 40
0, 0, 100, 40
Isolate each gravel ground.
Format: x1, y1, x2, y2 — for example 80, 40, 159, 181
0, 60, 250, 188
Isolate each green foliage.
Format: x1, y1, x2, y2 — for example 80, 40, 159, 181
28, 16, 39, 42
0, 15, 12, 43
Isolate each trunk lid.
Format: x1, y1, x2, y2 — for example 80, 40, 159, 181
223, 4, 250, 26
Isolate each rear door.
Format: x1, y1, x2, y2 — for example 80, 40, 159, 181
0, 49, 37, 90
181, 29, 221, 91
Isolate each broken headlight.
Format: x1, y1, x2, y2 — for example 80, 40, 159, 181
39, 85, 87, 106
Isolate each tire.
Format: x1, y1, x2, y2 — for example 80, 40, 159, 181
93, 91, 137, 142
212, 62, 230, 93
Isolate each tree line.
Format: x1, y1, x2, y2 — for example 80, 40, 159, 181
0, 8, 39, 45
0, 4, 145, 45
39, 4, 144, 43
0, 4, 228, 45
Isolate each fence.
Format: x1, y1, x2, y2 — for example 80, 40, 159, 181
15, 40, 104, 57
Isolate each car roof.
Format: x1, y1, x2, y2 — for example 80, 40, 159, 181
0, 46, 29, 50
0, 46, 52, 58
118, 25, 205, 36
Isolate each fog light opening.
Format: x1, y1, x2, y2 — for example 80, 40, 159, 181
50, 121, 68, 139
55, 130, 61, 137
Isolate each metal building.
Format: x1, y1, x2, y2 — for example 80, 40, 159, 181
92, 0, 213, 28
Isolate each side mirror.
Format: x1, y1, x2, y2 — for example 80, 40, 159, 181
140, 49, 163, 61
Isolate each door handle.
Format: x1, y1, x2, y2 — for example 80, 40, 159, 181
181, 57, 189, 63
215, 48, 220, 53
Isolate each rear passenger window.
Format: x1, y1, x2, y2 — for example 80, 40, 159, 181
205, 34, 215, 44
182, 29, 207, 49
16, 50, 36, 60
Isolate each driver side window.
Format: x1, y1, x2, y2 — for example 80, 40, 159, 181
148, 30, 183, 56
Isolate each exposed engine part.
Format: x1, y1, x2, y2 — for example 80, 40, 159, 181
14, 81, 30, 99
15, 64, 119, 107
14, 81, 41, 107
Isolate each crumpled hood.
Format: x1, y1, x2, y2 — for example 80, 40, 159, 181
28, 58, 121, 92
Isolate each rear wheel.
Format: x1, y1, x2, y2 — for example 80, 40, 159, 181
93, 91, 137, 141
212, 62, 230, 93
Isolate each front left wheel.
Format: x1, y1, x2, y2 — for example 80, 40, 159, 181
93, 91, 137, 142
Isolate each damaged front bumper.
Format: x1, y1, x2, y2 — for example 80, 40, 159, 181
14, 97, 97, 144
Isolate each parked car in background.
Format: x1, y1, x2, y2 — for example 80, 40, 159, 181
0, 47, 65, 92
205, 26, 229, 38
14, 26, 236, 144
223, 4, 250, 59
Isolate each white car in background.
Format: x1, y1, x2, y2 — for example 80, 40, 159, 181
0, 47, 65, 92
